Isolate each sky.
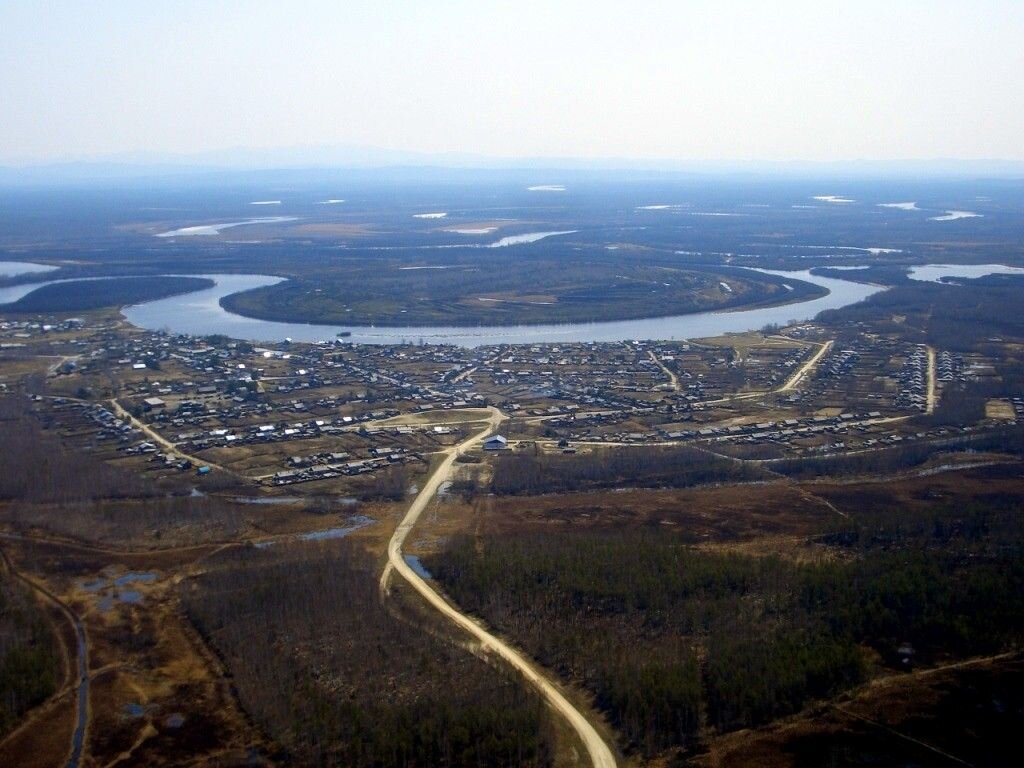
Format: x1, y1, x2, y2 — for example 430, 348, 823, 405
1, 0, 1023, 165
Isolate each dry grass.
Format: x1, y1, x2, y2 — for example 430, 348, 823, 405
985, 398, 1016, 420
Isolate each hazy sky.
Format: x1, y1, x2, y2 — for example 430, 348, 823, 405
2, 0, 1023, 164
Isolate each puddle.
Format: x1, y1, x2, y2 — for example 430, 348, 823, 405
256, 514, 377, 547
124, 702, 146, 718
164, 713, 186, 729
297, 515, 376, 541
404, 555, 432, 579
114, 572, 157, 587
232, 495, 359, 506
232, 495, 304, 505
80, 570, 157, 610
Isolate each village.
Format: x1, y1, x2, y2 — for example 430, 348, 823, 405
1, 310, 1014, 498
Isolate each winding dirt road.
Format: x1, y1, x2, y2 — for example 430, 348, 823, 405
380, 407, 618, 768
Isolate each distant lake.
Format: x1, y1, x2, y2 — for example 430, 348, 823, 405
0, 260, 56, 279
155, 216, 298, 237
907, 264, 1024, 283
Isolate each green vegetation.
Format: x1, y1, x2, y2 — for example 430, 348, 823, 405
490, 446, 766, 495
0, 573, 58, 737
426, 495, 1024, 758
3, 276, 213, 312
183, 542, 553, 768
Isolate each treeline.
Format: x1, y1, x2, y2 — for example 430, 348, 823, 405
490, 446, 765, 495
1, 495, 244, 547
771, 442, 944, 480
770, 424, 1024, 480
0, 572, 58, 737
426, 497, 1024, 757
183, 542, 553, 767
4, 276, 214, 312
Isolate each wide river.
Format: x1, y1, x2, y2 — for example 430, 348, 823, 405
119, 270, 879, 346
3, 263, 1022, 347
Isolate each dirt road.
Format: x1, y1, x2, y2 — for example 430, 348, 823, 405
647, 350, 680, 391
109, 399, 229, 473
926, 345, 937, 415
778, 339, 833, 392
380, 407, 618, 768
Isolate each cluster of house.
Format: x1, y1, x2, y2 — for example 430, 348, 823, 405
272, 448, 421, 486
1014, 398, 1024, 420
936, 350, 965, 383
820, 348, 859, 378
0, 317, 86, 347
664, 412, 885, 444
50, 399, 203, 472
147, 399, 401, 449
556, 414, 981, 459
69, 400, 140, 443
896, 347, 930, 411
732, 347, 813, 391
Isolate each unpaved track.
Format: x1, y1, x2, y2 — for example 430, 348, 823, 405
647, 350, 680, 391
926, 345, 938, 415
380, 407, 618, 768
109, 399, 231, 474
778, 339, 833, 392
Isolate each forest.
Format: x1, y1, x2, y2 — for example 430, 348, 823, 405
490, 446, 765, 495
819, 275, 1024, 350
183, 542, 554, 767
0, 571, 57, 738
426, 493, 1024, 758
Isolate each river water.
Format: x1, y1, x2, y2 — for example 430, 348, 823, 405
120, 270, 878, 346
4, 262, 1023, 347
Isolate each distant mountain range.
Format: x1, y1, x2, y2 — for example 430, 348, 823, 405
2, 145, 1023, 186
